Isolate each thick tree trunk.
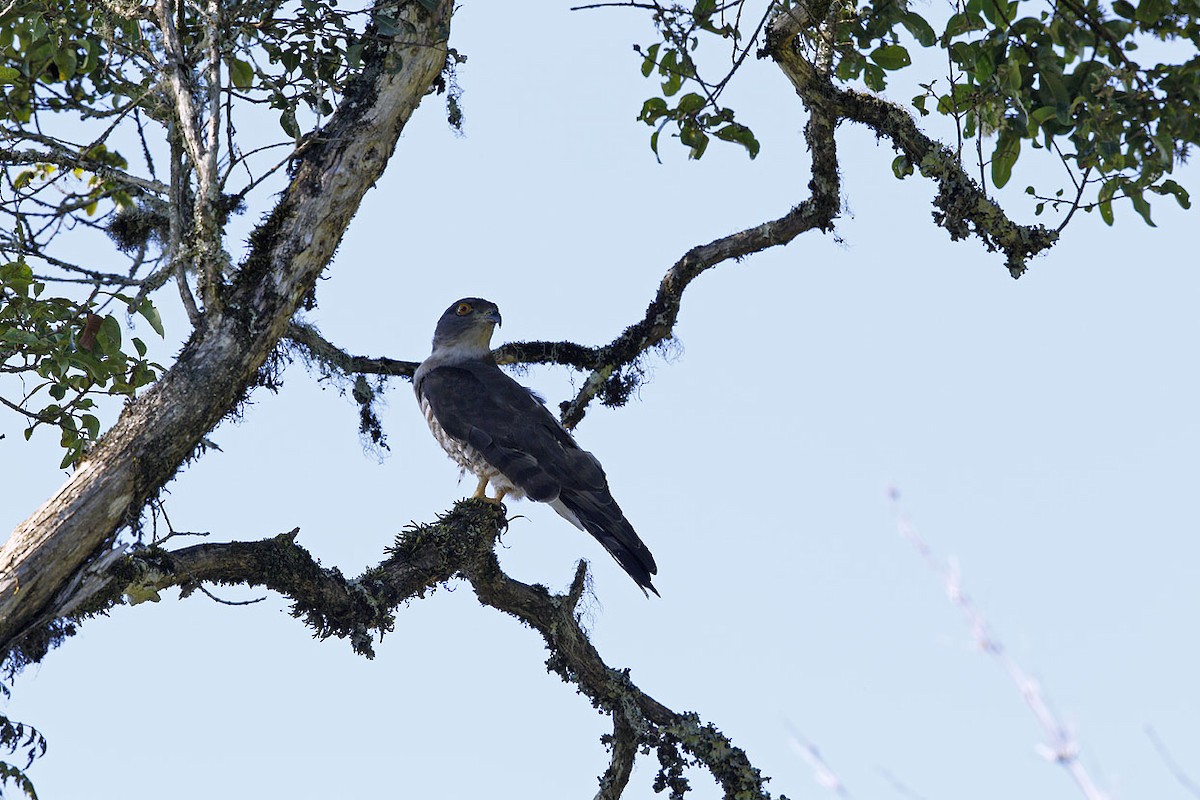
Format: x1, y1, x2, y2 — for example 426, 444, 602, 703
0, 0, 454, 664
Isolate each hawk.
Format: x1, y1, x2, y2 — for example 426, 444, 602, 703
414, 298, 659, 596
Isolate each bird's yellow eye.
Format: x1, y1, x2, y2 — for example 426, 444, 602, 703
455, 302, 473, 316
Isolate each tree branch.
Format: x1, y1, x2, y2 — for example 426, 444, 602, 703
765, 5, 1058, 279
0, 0, 457, 671
557, 99, 840, 428
0, 146, 167, 197
56, 500, 780, 799
286, 322, 417, 378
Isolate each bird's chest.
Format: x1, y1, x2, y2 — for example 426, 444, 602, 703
419, 394, 497, 479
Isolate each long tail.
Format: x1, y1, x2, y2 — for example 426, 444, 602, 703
551, 490, 659, 597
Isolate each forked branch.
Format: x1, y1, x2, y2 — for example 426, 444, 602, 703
38, 500, 779, 799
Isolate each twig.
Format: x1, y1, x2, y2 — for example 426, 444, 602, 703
888, 487, 1110, 800
196, 584, 266, 606
1146, 726, 1200, 799
788, 729, 852, 797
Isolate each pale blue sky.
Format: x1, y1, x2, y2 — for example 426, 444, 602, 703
3, 3, 1199, 799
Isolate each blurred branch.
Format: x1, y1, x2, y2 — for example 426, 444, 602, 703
889, 489, 1110, 800
1146, 726, 1200, 799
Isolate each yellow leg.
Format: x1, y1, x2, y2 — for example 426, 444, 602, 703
488, 487, 509, 504
472, 475, 489, 499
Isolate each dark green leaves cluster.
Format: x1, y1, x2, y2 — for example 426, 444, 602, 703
1, 260, 163, 467
913, 0, 1197, 225
0, 2, 150, 126
633, 3, 760, 161
1, 682, 45, 800
225, 0, 374, 138
628, 0, 1198, 227
854, 0, 1196, 225
825, 0, 934, 90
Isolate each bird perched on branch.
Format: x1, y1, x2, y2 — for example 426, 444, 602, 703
413, 298, 659, 596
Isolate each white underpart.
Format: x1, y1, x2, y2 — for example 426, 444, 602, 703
418, 393, 524, 500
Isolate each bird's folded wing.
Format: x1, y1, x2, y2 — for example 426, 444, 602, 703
417, 363, 605, 500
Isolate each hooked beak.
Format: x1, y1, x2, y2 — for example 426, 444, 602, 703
484, 308, 502, 327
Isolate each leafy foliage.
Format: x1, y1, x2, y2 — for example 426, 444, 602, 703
0, 0, 384, 463
633, 3, 762, 160
1, 260, 162, 467
0, 682, 45, 800
627, 0, 1198, 226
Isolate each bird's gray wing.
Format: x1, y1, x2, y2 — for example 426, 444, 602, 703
418, 362, 609, 494
417, 361, 658, 595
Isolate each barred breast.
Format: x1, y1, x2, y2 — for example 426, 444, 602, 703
419, 393, 523, 499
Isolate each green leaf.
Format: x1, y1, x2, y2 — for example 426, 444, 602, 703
944, 12, 985, 39
640, 43, 660, 78
713, 124, 760, 159
901, 12, 937, 47
891, 154, 914, 179
279, 106, 300, 138
1134, 0, 1167, 25
0, 66, 20, 85
660, 49, 683, 97
990, 133, 1020, 188
229, 58, 254, 90
1153, 179, 1191, 209
639, 97, 668, 123
136, 298, 165, 337
53, 47, 78, 81
974, 49, 995, 82
980, 0, 1012, 30
676, 92, 706, 115
81, 414, 100, 440
863, 63, 886, 91
1030, 106, 1058, 125
1128, 187, 1155, 227
870, 44, 912, 71
679, 123, 708, 159
1111, 0, 1136, 19
96, 315, 121, 356
1097, 178, 1118, 225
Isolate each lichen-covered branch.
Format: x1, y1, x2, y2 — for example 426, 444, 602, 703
55, 500, 780, 799
556, 97, 840, 429
0, 0, 457, 672
286, 322, 417, 378
766, 5, 1058, 279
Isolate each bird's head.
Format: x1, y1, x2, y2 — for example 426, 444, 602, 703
430, 297, 503, 358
